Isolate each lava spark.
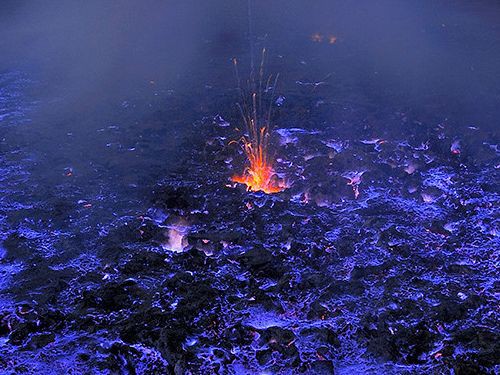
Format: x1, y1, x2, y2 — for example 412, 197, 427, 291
230, 50, 286, 194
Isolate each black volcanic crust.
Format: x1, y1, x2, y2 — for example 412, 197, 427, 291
1, 105, 499, 374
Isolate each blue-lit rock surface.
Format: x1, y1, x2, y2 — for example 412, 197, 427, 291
1, 1, 499, 373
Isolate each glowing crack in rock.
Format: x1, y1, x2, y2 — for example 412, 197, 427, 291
343, 170, 366, 199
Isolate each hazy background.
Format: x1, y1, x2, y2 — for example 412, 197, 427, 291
1, 1, 499, 127
0, 0, 248, 115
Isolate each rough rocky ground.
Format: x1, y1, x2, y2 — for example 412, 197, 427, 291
1, 65, 498, 374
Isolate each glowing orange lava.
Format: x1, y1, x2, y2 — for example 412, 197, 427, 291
230, 53, 286, 194
231, 125, 285, 194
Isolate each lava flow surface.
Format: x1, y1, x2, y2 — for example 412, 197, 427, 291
0, 1, 499, 374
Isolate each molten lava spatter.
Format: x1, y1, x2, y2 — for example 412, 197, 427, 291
231, 131, 285, 194
231, 116, 285, 193
230, 52, 286, 194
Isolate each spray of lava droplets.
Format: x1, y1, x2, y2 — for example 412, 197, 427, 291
231, 50, 286, 194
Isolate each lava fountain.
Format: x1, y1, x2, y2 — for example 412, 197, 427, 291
230, 50, 286, 194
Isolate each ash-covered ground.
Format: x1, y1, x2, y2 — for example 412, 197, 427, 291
1, 1, 500, 374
